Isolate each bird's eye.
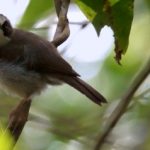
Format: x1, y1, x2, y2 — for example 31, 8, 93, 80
1, 20, 12, 37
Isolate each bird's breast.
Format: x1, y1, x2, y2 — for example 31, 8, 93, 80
0, 62, 47, 98
0, 29, 10, 46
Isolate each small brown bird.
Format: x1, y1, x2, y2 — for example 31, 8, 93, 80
0, 14, 107, 105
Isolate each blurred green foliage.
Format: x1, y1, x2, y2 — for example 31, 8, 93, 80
18, 0, 54, 28
0, 127, 14, 150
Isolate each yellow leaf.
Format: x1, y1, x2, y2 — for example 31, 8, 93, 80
0, 129, 14, 150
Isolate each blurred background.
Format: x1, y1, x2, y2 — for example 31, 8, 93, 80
0, 0, 149, 150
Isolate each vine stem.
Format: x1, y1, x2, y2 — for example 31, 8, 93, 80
95, 57, 150, 150
52, 0, 70, 47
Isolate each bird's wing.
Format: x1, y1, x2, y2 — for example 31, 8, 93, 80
0, 29, 78, 76
23, 43, 79, 76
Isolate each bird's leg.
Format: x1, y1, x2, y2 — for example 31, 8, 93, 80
8, 98, 32, 142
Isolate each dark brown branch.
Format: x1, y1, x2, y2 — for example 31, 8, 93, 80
95, 57, 150, 150
51, 0, 70, 47
8, 99, 31, 144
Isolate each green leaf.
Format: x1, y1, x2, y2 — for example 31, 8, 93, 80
18, 0, 54, 29
145, 0, 150, 10
75, 0, 134, 64
0, 128, 14, 150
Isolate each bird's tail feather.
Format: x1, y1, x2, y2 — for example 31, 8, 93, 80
60, 76, 107, 105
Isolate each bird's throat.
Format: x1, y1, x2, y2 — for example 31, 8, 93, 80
0, 29, 10, 46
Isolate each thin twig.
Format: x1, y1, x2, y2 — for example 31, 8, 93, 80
95, 57, 150, 150
19, 21, 89, 31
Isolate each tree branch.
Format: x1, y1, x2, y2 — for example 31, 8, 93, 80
95, 57, 150, 150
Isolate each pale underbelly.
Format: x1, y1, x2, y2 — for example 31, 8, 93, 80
0, 62, 47, 98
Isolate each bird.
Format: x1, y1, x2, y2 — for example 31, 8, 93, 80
0, 14, 107, 105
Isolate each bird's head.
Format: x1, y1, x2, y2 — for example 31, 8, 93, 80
0, 14, 13, 46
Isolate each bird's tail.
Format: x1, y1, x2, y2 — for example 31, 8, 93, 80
60, 76, 107, 105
